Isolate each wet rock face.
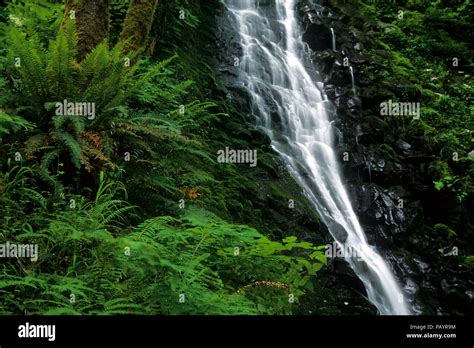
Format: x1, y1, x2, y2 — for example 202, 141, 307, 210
214, 5, 245, 95
351, 184, 416, 244
296, 0, 473, 315
212, 1, 378, 315
300, 4, 333, 51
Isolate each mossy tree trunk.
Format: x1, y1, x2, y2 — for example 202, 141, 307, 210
63, 0, 110, 61
119, 0, 159, 53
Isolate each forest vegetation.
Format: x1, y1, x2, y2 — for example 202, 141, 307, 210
0, 0, 472, 315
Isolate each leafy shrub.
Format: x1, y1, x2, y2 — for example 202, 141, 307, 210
0, 170, 326, 315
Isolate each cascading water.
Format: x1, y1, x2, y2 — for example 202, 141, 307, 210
330, 27, 336, 51
223, 0, 411, 315
349, 65, 356, 95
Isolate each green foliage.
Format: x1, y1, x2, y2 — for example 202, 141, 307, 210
0, 110, 34, 135
356, 0, 473, 227
462, 255, 474, 270
153, 0, 200, 54
3, 18, 217, 184
0, 0, 336, 317
0, 0, 63, 46
0, 170, 325, 315
433, 223, 458, 239
433, 175, 469, 202
109, 0, 130, 43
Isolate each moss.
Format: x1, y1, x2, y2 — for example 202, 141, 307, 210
433, 223, 458, 239
63, 0, 110, 60
373, 143, 399, 161
119, 0, 158, 53
462, 256, 474, 270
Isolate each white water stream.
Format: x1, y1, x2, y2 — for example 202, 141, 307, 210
223, 0, 410, 315
330, 27, 336, 51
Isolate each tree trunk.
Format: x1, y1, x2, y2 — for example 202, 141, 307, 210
119, 0, 159, 53
63, 0, 110, 61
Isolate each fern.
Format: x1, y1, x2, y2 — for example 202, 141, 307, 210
24, 134, 47, 159
52, 131, 82, 169
46, 21, 77, 99
0, 167, 325, 315
0, 111, 35, 135
40, 149, 60, 170
8, 30, 48, 109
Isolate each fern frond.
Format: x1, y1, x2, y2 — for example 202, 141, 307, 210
52, 115, 85, 135
40, 149, 60, 171
52, 131, 82, 169
46, 20, 78, 99
24, 134, 47, 159
0, 111, 35, 135
8, 30, 48, 107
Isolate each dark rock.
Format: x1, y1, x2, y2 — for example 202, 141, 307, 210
413, 258, 430, 274
395, 139, 412, 152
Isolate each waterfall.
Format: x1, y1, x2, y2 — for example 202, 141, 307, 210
349, 65, 356, 95
223, 0, 411, 315
330, 27, 336, 51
